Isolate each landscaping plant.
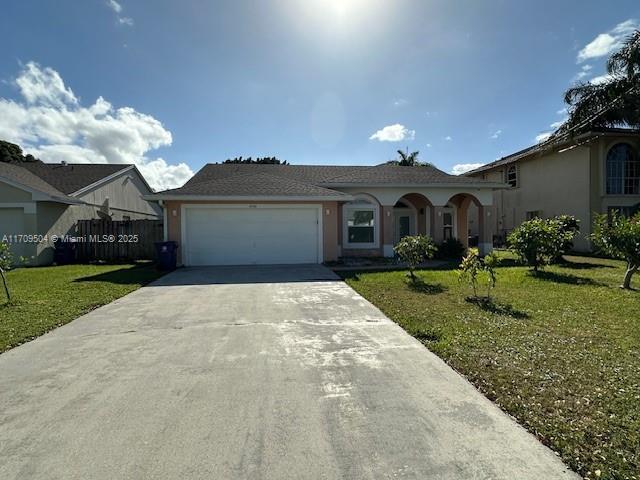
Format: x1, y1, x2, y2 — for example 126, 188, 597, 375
393, 235, 437, 282
436, 237, 465, 260
507, 216, 578, 271
592, 211, 640, 289
458, 248, 499, 300
0, 242, 12, 303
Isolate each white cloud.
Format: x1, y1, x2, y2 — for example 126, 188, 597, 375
369, 123, 415, 142
557, 107, 567, 116
107, 0, 122, 13
536, 132, 552, 143
444, 135, 452, 141
0, 62, 193, 191
590, 73, 617, 85
573, 64, 593, 81
392, 98, 408, 107
550, 120, 566, 129
490, 129, 502, 139
106, 0, 134, 27
577, 19, 638, 63
452, 163, 484, 175
426, 143, 432, 148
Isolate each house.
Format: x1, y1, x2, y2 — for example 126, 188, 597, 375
147, 164, 504, 266
465, 128, 640, 251
0, 161, 161, 265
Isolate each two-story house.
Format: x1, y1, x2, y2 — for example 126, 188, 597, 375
465, 128, 640, 251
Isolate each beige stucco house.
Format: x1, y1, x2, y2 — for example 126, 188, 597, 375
147, 163, 504, 266
0, 161, 161, 265
465, 128, 640, 251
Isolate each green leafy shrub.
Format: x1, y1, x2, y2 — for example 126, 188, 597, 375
436, 238, 465, 260
554, 214, 581, 261
592, 212, 640, 289
458, 248, 499, 299
394, 235, 437, 282
507, 216, 578, 271
0, 242, 12, 303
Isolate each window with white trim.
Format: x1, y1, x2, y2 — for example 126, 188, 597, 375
343, 197, 379, 248
606, 143, 639, 195
506, 165, 518, 188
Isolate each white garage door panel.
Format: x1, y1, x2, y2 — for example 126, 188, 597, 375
184, 206, 320, 266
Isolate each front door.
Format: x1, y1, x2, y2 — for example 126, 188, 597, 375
395, 213, 412, 244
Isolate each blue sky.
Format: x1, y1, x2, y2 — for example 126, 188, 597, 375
1, 0, 639, 189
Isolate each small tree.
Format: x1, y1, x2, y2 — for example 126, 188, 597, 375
394, 235, 437, 282
458, 248, 500, 300
0, 242, 12, 303
592, 212, 640, 290
508, 217, 578, 271
554, 214, 580, 261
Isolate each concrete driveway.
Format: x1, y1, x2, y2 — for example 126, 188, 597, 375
0, 265, 577, 479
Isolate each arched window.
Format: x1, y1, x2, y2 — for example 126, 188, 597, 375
606, 143, 639, 195
506, 165, 518, 188
342, 194, 379, 248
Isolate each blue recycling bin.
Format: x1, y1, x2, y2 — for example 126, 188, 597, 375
155, 241, 178, 270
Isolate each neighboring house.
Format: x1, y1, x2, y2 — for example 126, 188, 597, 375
146, 164, 504, 266
0, 162, 161, 265
465, 128, 640, 251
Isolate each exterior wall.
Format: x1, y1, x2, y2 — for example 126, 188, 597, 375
164, 200, 340, 265
469, 134, 640, 252
77, 169, 161, 220
0, 183, 38, 263
469, 146, 592, 250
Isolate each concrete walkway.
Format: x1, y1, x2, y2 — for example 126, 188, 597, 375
0, 265, 577, 479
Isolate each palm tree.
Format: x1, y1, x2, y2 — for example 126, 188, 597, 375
555, 30, 640, 137
391, 149, 420, 166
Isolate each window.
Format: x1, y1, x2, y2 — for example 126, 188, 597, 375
122, 215, 131, 221
526, 210, 541, 220
506, 165, 518, 188
606, 143, 640, 195
442, 212, 453, 240
608, 205, 639, 218
343, 197, 378, 248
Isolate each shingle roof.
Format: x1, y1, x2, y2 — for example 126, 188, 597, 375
17, 162, 131, 194
163, 172, 352, 197
162, 163, 490, 198
0, 162, 77, 202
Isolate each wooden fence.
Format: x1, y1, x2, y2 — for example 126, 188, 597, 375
74, 219, 163, 262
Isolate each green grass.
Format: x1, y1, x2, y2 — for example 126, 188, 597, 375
0, 263, 165, 352
342, 254, 640, 480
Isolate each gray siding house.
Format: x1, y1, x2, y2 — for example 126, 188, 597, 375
0, 161, 161, 265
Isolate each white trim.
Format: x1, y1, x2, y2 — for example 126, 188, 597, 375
162, 202, 168, 242
180, 203, 323, 266
383, 244, 394, 257
342, 201, 380, 249
70, 165, 136, 196
146, 194, 352, 202
0, 202, 36, 214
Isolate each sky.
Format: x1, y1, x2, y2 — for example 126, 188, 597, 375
1, 0, 639, 190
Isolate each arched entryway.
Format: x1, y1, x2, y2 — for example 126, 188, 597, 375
393, 193, 435, 242
445, 193, 492, 254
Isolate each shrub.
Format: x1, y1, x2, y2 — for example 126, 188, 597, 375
394, 235, 437, 282
592, 212, 640, 289
554, 215, 581, 261
436, 238, 465, 260
0, 242, 12, 303
507, 217, 578, 271
458, 248, 499, 299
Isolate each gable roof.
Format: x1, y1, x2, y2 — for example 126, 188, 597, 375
465, 127, 640, 176
0, 162, 79, 203
152, 163, 499, 200
17, 162, 132, 195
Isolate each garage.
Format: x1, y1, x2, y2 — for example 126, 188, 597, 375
182, 205, 322, 266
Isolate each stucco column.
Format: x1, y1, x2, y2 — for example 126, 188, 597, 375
456, 203, 469, 250
477, 206, 494, 255
381, 205, 394, 257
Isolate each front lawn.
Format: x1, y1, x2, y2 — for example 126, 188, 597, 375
0, 263, 165, 352
342, 254, 640, 480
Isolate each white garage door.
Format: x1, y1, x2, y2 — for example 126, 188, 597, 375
0, 208, 26, 260
183, 205, 321, 266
